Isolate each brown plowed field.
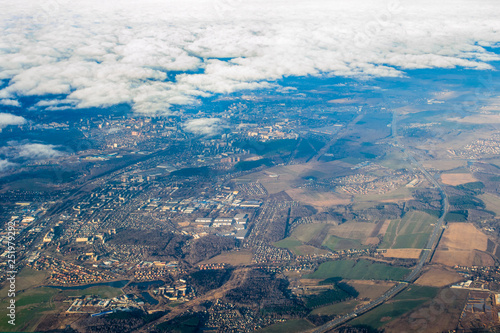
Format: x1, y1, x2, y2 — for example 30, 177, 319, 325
432, 223, 496, 267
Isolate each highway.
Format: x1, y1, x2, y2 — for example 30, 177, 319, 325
310, 111, 450, 333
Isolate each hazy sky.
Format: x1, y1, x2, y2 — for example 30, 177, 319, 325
0, 0, 499, 114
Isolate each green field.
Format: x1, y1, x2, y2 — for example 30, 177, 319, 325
305, 288, 352, 309
379, 211, 436, 249
274, 238, 302, 249
257, 319, 315, 333
306, 259, 410, 281
310, 299, 360, 316
0, 287, 59, 332
349, 285, 438, 329
392, 285, 438, 300
0, 267, 124, 332
322, 235, 368, 251
274, 224, 330, 254
293, 224, 329, 242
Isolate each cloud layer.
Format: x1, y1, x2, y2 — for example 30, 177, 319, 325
0, 113, 26, 129
183, 118, 223, 135
0, 142, 64, 160
0, 0, 499, 114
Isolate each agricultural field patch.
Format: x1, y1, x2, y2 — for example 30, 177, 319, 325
382, 288, 468, 333
379, 211, 436, 249
309, 299, 360, 316
290, 223, 331, 243
354, 187, 413, 204
421, 159, 468, 171
344, 280, 396, 300
478, 193, 500, 217
327, 222, 376, 241
382, 249, 422, 259
441, 173, 479, 186
433, 223, 496, 267
322, 235, 368, 251
306, 259, 410, 281
415, 266, 464, 287
349, 286, 438, 330
286, 188, 350, 209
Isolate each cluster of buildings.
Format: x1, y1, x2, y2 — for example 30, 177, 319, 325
459, 291, 500, 331
66, 294, 146, 315
133, 261, 179, 281
29, 256, 115, 285
155, 279, 195, 302
203, 300, 285, 333
336, 172, 413, 195
451, 136, 500, 159
252, 243, 293, 263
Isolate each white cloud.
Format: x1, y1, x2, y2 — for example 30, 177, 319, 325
0, 159, 16, 172
0, 99, 20, 107
183, 118, 223, 135
16, 143, 64, 159
0, 113, 26, 129
1, 142, 65, 160
0, 0, 499, 114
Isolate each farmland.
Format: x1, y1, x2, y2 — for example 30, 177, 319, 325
432, 223, 496, 267
306, 259, 410, 281
310, 300, 360, 316
478, 193, 500, 217
441, 173, 479, 185
322, 235, 368, 251
415, 267, 463, 287
349, 286, 439, 329
379, 211, 436, 249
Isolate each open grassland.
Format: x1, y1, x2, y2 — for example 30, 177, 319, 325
306, 259, 410, 281
479, 193, 500, 217
322, 235, 368, 251
433, 223, 496, 267
256, 319, 315, 333
441, 173, 479, 185
349, 286, 438, 330
379, 211, 436, 249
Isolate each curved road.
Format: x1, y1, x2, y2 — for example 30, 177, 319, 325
310, 111, 450, 333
